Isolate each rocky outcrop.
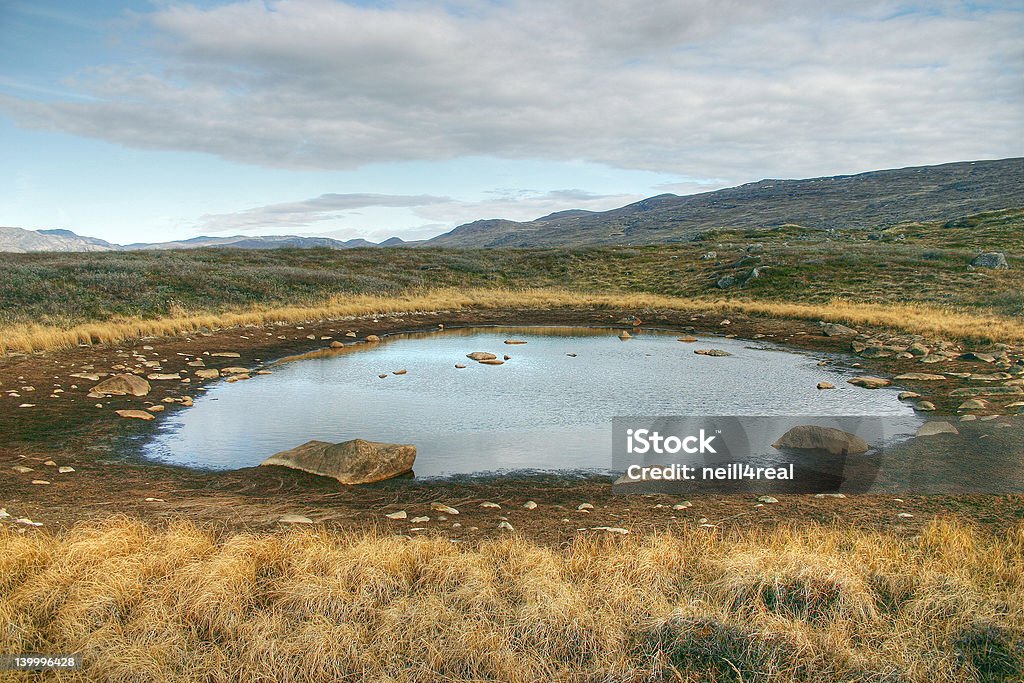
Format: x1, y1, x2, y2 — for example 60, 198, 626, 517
260, 438, 416, 484
772, 425, 869, 455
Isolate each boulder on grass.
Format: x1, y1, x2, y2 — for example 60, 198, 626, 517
772, 425, 869, 455
970, 252, 1008, 269
91, 374, 151, 397
260, 439, 416, 485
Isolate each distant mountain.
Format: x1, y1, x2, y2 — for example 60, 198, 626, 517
0, 226, 117, 252
6, 158, 1022, 253
0, 229, 407, 253
424, 158, 1024, 247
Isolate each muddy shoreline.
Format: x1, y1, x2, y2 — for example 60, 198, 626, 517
2, 306, 1022, 541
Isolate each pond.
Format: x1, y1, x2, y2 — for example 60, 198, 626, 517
141, 326, 919, 478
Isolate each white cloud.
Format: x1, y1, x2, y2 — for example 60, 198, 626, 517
196, 192, 450, 231
196, 188, 639, 237
2, 0, 1021, 181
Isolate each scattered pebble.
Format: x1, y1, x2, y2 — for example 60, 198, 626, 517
523, 500, 538, 510
385, 510, 408, 520
577, 503, 594, 511
430, 503, 459, 515
58, 466, 75, 473
498, 521, 515, 531
480, 502, 501, 509
757, 495, 779, 504
411, 516, 430, 524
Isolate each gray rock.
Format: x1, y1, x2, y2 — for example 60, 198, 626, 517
694, 349, 733, 357
716, 275, 737, 289
772, 425, 869, 455
261, 438, 416, 485
970, 252, 1008, 269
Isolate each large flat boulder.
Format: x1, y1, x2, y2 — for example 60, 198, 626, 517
260, 439, 416, 484
91, 373, 151, 397
772, 425, 869, 456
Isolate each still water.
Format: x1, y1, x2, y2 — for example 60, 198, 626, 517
141, 327, 917, 477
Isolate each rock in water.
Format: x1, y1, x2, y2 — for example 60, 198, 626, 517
91, 374, 151, 397
260, 439, 416, 485
772, 425, 869, 455
694, 349, 732, 357
847, 376, 891, 389
970, 252, 1008, 269
467, 352, 497, 361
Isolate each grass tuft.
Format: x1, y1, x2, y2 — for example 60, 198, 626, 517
0, 518, 1021, 681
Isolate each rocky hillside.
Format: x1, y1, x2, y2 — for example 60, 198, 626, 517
424, 158, 1024, 248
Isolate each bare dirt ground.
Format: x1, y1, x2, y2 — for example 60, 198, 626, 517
2, 306, 1022, 543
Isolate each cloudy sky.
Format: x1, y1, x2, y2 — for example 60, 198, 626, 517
1, 0, 1021, 244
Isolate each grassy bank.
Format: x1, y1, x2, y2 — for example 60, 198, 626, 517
1, 209, 1021, 353
4, 288, 1024, 354
1, 519, 1021, 682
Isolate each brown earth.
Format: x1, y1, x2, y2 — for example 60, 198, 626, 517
1, 306, 1022, 543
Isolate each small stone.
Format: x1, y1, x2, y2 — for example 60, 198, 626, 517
757, 495, 778, 504
210, 352, 241, 358
523, 500, 538, 510
480, 502, 501, 509
898, 391, 921, 400
385, 511, 407, 520
498, 521, 515, 531
15, 518, 42, 527
365, 335, 382, 343
593, 527, 630, 534
411, 516, 430, 523
330, 341, 344, 349
12, 465, 33, 473
58, 466, 75, 473
455, 363, 467, 368
914, 401, 936, 411
278, 514, 314, 524
566, 353, 577, 357
43, 460, 57, 467
31, 480, 50, 485
814, 493, 846, 498
430, 503, 459, 515
577, 503, 595, 511
672, 502, 692, 510
392, 369, 407, 375
694, 349, 732, 357
677, 337, 698, 343
147, 405, 165, 413
144, 497, 164, 502
897, 512, 915, 519
504, 340, 527, 345
817, 382, 835, 390
378, 374, 389, 379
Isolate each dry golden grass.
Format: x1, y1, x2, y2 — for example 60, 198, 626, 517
2, 287, 1023, 355
1, 518, 1021, 682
